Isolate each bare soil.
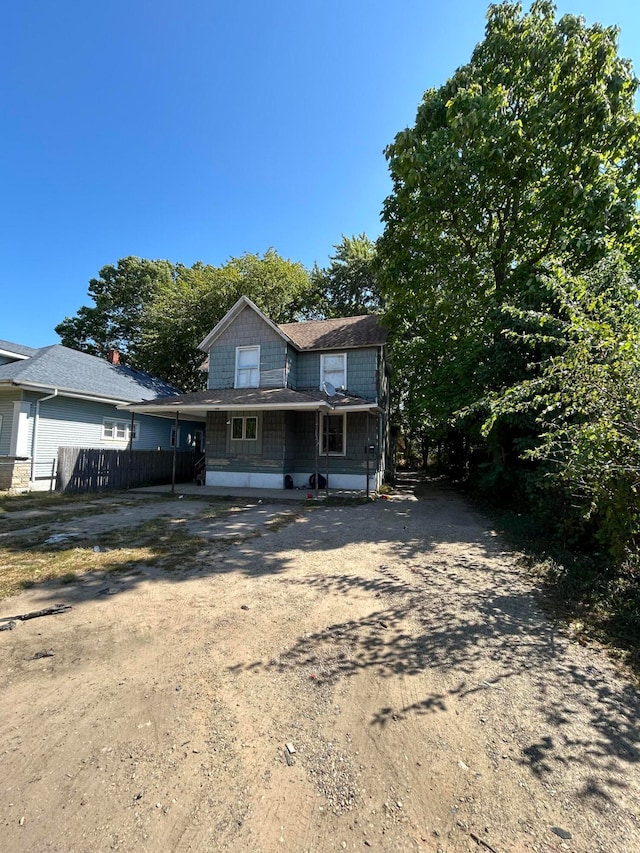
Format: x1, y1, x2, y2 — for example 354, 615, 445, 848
1, 477, 638, 853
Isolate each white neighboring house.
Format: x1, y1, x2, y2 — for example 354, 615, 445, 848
0, 340, 204, 492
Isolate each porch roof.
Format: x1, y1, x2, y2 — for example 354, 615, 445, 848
119, 387, 382, 418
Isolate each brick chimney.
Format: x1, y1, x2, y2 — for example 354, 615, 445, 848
106, 348, 120, 365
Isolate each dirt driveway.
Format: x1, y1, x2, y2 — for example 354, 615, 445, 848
1, 479, 638, 853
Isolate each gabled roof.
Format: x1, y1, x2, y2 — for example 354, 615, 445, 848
0, 344, 181, 403
0, 339, 40, 360
198, 296, 388, 354
198, 296, 293, 352
279, 314, 388, 351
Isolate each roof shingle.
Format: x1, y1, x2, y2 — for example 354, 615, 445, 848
278, 314, 387, 351
0, 345, 181, 402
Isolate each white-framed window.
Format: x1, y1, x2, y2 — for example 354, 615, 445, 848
235, 346, 260, 388
231, 416, 258, 441
320, 353, 346, 391
102, 419, 139, 442
320, 413, 346, 455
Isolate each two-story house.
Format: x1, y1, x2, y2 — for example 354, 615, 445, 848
125, 296, 389, 491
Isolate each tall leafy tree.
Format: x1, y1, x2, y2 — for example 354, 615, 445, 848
377, 1, 640, 452
310, 234, 381, 318
55, 257, 175, 359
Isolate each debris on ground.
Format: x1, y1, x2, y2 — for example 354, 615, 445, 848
1, 604, 71, 623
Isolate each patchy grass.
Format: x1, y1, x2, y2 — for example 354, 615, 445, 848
0, 543, 157, 600
0, 506, 104, 535
0, 514, 209, 601
0, 491, 100, 513
0, 495, 339, 603
93, 517, 207, 570
263, 510, 303, 533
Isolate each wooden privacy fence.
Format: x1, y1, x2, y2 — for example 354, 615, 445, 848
57, 448, 196, 493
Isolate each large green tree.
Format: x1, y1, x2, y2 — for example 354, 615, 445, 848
55, 257, 175, 359
309, 234, 381, 318
377, 1, 640, 453
483, 254, 640, 559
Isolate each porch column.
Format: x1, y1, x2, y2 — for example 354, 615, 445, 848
171, 411, 180, 495
314, 410, 319, 498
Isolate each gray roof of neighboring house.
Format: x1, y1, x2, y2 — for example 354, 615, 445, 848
0, 344, 181, 402
278, 314, 388, 351
0, 339, 41, 358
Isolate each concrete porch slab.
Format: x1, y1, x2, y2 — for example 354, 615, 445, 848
129, 483, 371, 502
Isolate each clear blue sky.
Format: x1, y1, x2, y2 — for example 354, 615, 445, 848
2, 0, 640, 347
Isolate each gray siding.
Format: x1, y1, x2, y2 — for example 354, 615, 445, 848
289, 411, 380, 476
205, 408, 384, 482
205, 410, 286, 474
214, 305, 283, 347
208, 341, 287, 389
296, 353, 320, 390
285, 345, 297, 388
296, 348, 378, 399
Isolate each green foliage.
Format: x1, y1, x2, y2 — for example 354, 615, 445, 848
309, 234, 381, 318
484, 255, 640, 560
378, 0, 640, 444
378, 0, 640, 549
55, 257, 175, 359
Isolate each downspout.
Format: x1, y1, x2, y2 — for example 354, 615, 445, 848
31, 389, 58, 488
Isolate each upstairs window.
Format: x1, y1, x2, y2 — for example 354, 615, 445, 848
320, 353, 346, 391
235, 346, 260, 388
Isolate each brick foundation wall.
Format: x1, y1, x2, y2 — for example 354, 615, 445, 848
0, 457, 31, 493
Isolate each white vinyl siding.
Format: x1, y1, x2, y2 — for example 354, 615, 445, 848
235, 346, 260, 388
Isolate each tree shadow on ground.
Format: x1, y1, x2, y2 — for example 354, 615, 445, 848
2, 484, 638, 810
229, 558, 640, 806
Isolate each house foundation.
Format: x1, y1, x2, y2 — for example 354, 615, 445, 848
0, 457, 31, 493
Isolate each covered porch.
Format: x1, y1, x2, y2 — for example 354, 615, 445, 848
121, 387, 383, 495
